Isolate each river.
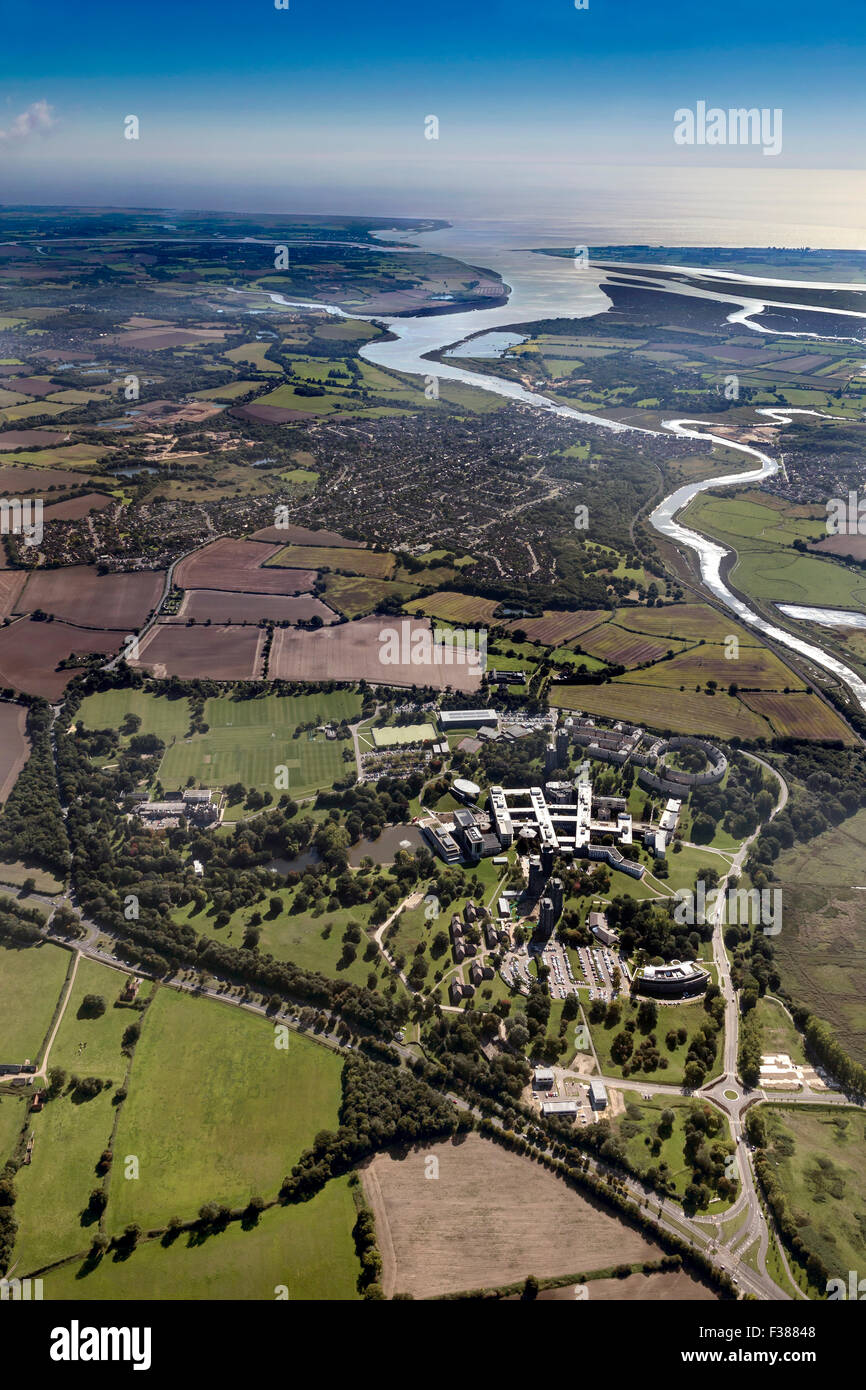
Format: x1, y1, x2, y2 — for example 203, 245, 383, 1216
265, 220, 866, 717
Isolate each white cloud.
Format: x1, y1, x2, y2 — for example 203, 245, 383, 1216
0, 101, 57, 144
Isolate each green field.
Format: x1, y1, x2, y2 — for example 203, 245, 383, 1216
551, 681, 773, 740
108, 988, 344, 1230
684, 493, 866, 612
13, 1087, 118, 1274
589, 996, 719, 1087
323, 573, 418, 618
758, 1104, 866, 1287
0, 1093, 28, 1163
76, 689, 191, 745
752, 996, 807, 1067
0, 939, 70, 1061
369, 723, 435, 748
43, 1176, 361, 1300
265, 543, 395, 579
50, 958, 148, 1080
771, 808, 866, 1067
612, 1093, 734, 1203
158, 692, 362, 800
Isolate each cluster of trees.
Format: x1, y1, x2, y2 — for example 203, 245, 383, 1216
51, 707, 407, 1041
606, 894, 712, 962
279, 1055, 466, 1205
0, 700, 69, 874
0, 895, 49, 947
690, 753, 776, 844
423, 1011, 531, 1099
738, 1007, 763, 1088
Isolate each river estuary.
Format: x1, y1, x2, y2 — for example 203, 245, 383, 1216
271, 220, 866, 716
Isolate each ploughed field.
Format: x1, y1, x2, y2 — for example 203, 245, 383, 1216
362, 1133, 659, 1299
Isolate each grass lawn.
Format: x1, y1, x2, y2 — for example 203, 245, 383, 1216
44, 1175, 361, 1301
108, 988, 344, 1230
13, 1087, 117, 1275
613, 1093, 735, 1205
589, 996, 720, 1087
158, 692, 362, 800
0, 861, 65, 893
50, 958, 150, 1081
752, 996, 807, 1067
0, 939, 70, 1061
200, 887, 392, 992
76, 689, 191, 745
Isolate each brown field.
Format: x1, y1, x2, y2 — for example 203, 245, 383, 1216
0, 571, 27, 618
552, 681, 773, 739
740, 691, 855, 742
269, 616, 482, 691
637, 643, 805, 690
0, 467, 93, 492
250, 524, 364, 548
404, 590, 501, 624
130, 623, 265, 680
504, 609, 608, 645
232, 403, 316, 425
105, 327, 227, 350
42, 493, 114, 521
361, 1134, 658, 1299
174, 539, 315, 596
811, 535, 866, 561
266, 544, 395, 579
577, 622, 677, 667
14, 566, 164, 630
614, 603, 760, 644
0, 431, 69, 451
0, 619, 120, 699
0, 703, 29, 802
505, 1269, 717, 1301
7, 378, 58, 399
169, 589, 338, 625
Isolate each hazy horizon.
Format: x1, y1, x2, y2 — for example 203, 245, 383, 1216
2, 0, 866, 247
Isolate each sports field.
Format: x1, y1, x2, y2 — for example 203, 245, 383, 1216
108, 988, 344, 1229
158, 691, 362, 799
369, 723, 435, 747
44, 1176, 361, 1301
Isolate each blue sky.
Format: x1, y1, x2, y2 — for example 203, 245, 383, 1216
1, 0, 865, 233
